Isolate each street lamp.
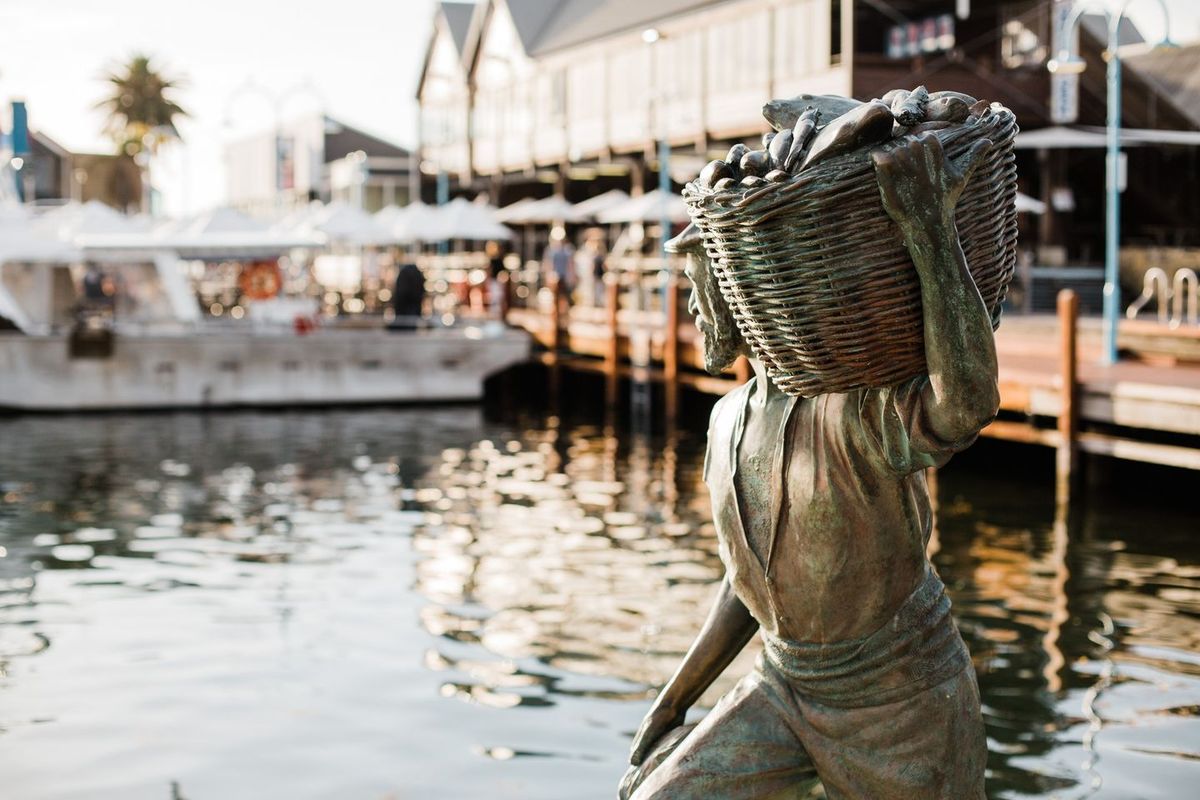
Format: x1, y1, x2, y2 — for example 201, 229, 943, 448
1048, 0, 1175, 366
643, 27, 672, 279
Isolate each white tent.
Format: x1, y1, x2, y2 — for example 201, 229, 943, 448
376, 201, 442, 244
498, 195, 588, 225
303, 201, 398, 247
34, 200, 138, 242
495, 197, 538, 224
426, 197, 513, 241
79, 206, 317, 257
597, 189, 689, 224
572, 189, 631, 218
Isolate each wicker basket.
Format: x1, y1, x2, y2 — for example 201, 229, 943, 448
683, 105, 1018, 397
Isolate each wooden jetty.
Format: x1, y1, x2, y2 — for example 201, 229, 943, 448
502, 270, 1200, 499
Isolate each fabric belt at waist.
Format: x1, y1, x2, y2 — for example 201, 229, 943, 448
761, 566, 969, 709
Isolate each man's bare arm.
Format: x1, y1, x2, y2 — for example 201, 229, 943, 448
629, 577, 758, 766
873, 134, 1001, 443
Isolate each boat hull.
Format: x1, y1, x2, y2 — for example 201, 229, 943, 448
0, 327, 530, 410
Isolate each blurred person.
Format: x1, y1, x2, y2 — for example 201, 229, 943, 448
583, 236, 608, 308
390, 261, 425, 331
486, 240, 507, 316
543, 227, 576, 314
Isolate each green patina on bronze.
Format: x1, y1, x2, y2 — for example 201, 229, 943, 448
622, 90, 1008, 800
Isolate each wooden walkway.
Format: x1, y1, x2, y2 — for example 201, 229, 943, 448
504, 276, 1200, 500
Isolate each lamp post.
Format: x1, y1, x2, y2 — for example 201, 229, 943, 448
643, 27, 673, 280
1048, 0, 1174, 366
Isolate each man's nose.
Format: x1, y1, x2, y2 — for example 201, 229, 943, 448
688, 291, 699, 315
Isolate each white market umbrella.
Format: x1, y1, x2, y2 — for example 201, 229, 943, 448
34, 200, 138, 241
510, 195, 589, 225
572, 189, 631, 219
597, 189, 689, 225
494, 197, 538, 224
389, 202, 442, 244
305, 201, 398, 247
427, 197, 513, 242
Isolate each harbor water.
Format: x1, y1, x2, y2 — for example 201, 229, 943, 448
0, 405, 1197, 799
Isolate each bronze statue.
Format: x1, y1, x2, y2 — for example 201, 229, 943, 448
621, 124, 1000, 799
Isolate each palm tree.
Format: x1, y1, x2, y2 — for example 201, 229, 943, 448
97, 53, 188, 158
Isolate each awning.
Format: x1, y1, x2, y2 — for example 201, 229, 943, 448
425, 197, 513, 241
597, 189, 689, 225
1015, 192, 1047, 215
1015, 125, 1200, 149
500, 194, 589, 225
572, 189, 631, 218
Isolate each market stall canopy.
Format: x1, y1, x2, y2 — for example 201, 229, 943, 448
34, 200, 141, 242
597, 189, 689, 224
425, 197, 513, 241
572, 189, 631, 218
389, 201, 443, 244
494, 197, 538, 224
1015, 125, 1200, 149
78, 207, 317, 258
1015, 192, 1047, 215
0, 206, 83, 263
498, 195, 588, 225
301, 201, 399, 247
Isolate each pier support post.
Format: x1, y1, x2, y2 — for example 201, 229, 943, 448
605, 273, 620, 408
664, 274, 680, 423
497, 270, 511, 322
1056, 289, 1079, 506
548, 273, 563, 357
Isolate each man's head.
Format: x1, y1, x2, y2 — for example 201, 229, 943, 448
668, 224, 747, 375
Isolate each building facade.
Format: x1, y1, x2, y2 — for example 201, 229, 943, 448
225, 114, 415, 215
417, 0, 1200, 262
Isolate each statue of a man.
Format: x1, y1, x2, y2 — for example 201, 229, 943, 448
622, 133, 998, 800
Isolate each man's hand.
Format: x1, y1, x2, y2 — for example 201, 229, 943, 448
872, 133, 993, 242
629, 701, 686, 766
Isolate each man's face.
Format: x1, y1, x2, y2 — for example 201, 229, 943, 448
684, 249, 744, 375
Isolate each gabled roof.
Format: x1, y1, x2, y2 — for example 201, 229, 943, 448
323, 117, 409, 162
416, 2, 478, 100
1127, 42, 1200, 130
529, 0, 727, 56
442, 1, 477, 54
464, 0, 727, 65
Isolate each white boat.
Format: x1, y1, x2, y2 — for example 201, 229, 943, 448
0, 204, 530, 411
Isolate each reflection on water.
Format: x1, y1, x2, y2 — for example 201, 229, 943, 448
0, 409, 1197, 799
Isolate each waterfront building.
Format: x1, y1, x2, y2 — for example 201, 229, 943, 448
224, 114, 415, 216
416, 0, 1200, 309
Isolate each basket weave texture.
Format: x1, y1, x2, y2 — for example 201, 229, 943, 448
683, 106, 1018, 397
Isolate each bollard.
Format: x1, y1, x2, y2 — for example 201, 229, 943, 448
605, 273, 620, 408
548, 272, 562, 356
1056, 289, 1079, 506
497, 270, 511, 322
664, 274, 680, 423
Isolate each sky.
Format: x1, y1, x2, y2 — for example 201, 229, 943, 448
2, 0, 1197, 217
0, 0, 440, 216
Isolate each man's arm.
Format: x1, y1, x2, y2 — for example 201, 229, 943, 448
873, 134, 1001, 444
628, 577, 758, 766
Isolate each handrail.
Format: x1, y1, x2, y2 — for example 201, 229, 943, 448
1171, 268, 1198, 328
1125, 267, 1171, 324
